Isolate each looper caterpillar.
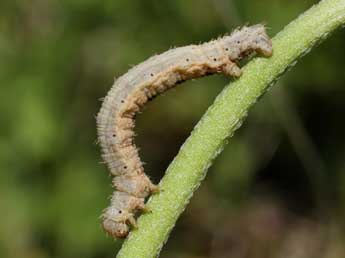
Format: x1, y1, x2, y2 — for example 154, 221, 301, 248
97, 24, 272, 238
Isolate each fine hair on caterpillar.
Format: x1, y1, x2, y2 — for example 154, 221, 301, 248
97, 24, 273, 238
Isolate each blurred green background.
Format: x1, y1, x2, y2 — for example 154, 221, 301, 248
1, 0, 345, 257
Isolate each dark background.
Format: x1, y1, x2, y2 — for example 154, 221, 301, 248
1, 0, 345, 257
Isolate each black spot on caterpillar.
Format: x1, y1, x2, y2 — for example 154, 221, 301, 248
97, 24, 272, 238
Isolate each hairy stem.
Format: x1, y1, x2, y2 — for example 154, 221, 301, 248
117, 0, 345, 257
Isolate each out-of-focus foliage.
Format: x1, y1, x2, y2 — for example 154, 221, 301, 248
0, 0, 345, 257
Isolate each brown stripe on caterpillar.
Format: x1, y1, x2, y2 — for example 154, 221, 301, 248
97, 24, 272, 238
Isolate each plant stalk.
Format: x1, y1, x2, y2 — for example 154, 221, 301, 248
117, 0, 345, 257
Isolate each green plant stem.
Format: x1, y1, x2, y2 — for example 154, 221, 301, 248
117, 0, 345, 257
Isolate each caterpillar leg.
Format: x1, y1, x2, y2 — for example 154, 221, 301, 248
113, 174, 159, 197
136, 202, 151, 213
149, 183, 160, 194
222, 62, 242, 77
127, 215, 138, 228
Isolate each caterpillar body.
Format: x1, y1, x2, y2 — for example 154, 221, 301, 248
97, 24, 272, 238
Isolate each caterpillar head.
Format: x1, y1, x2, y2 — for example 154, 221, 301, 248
102, 207, 130, 238
223, 24, 273, 60
245, 24, 273, 57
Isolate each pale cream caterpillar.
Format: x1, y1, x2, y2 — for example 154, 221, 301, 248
97, 24, 272, 238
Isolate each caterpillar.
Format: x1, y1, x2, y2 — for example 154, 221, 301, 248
97, 24, 272, 238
